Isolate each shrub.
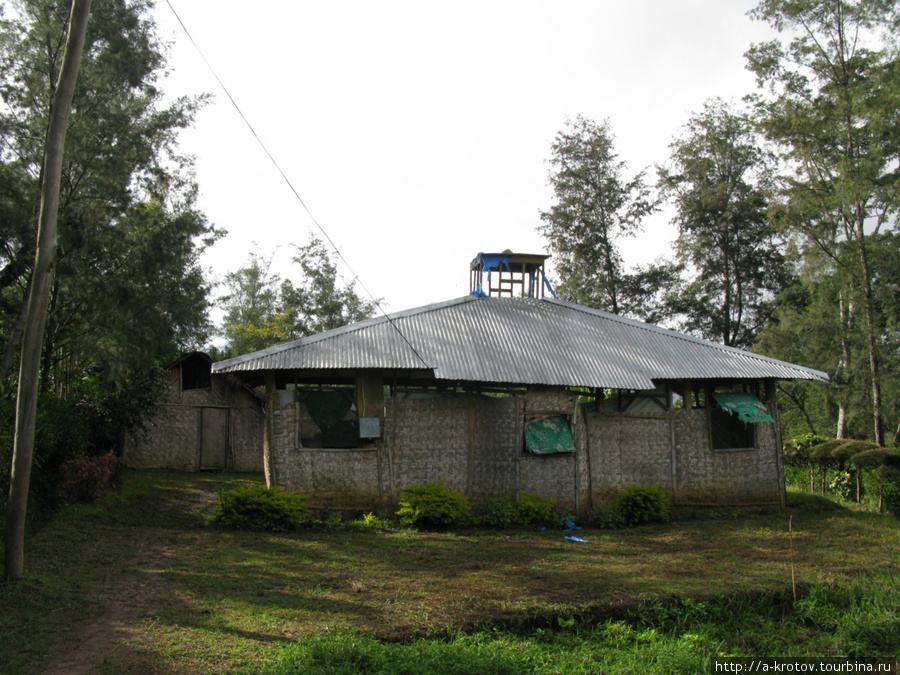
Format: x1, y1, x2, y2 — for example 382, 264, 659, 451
809, 440, 846, 469
831, 441, 876, 470
213, 485, 309, 531
783, 433, 827, 466
396, 480, 470, 528
1, 369, 167, 521
883, 484, 900, 519
360, 512, 391, 531
880, 454, 900, 518
784, 434, 829, 492
592, 505, 626, 529
808, 440, 848, 494
57, 452, 124, 503
510, 492, 556, 526
828, 471, 856, 502
478, 497, 514, 528
612, 486, 670, 526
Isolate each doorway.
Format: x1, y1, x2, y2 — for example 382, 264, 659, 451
200, 407, 228, 470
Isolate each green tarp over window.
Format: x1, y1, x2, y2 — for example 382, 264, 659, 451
711, 393, 775, 424
525, 416, 575, 454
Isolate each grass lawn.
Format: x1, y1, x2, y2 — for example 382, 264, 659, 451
2, 470, 899, 674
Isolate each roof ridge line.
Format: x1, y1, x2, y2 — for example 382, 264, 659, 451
212, 296, 477, 371
299, 296, 475, 346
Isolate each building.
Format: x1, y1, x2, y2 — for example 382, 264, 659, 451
123, 351, 265, 472
211, 253, 827, 516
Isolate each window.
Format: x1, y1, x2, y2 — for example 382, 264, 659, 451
709, 390, 774, 451
710, 404, 755, 450
602, 387, 670, 413
181, 356, 211, 390
298, 388, 359, 448
524, 414, 574, 454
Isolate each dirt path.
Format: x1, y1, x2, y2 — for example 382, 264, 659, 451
41, 489, 218, 674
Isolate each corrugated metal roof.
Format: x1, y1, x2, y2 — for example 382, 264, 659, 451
211, 296, 829, 388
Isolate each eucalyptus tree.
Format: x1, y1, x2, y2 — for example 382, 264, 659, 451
746, 0, 900, 445
658, 99, 790, 349
538, 115, 670, 319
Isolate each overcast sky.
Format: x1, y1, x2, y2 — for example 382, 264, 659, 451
151, 0, 778, 322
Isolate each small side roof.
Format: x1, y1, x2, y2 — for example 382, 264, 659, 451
166, 351, 212, 370
212, 296, 828, 389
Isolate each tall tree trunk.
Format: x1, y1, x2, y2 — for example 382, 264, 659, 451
855, 231, 884, 446
835, 291, 851, 440
835, 404, 849, 440
4, 0, 91, 582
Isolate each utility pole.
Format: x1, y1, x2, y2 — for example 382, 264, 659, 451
4, 0, 92, 581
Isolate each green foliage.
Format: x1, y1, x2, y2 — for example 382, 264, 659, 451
281, 237, 380, 337
877, 453, 900, 485
538, 115, 673, 321
358, 512, 391, 531
247, 630, 533, 675
747, 0, 900, 446
612, 487, 671, 526
878, 454, 900, 517
828, 471, 856, 502
0, 371, 160, 522
851, 448, 892, 471
221, 248, 283, 355
0, 0, 217, 384
478, 497, 515, 528
213, 485, 309, 532
510, 492, 556, 526
220, 236, 378, 358
832, 441, 878, 469
248, 573, 900, 674
323, 511, 343, 529
808, 440, 846, 468
782, 433, 827, 466
396, 480, 470, 529
658, 97, 788, 349
882, 484, 900, 519
592, 505, 627, 530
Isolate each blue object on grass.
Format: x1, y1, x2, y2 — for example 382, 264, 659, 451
565, 536, 589, 544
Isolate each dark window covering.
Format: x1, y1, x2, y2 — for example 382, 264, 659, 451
299, 390, 359, 448
181, 358, 211, 390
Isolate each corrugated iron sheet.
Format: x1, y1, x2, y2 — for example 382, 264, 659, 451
212, 296, 829, 388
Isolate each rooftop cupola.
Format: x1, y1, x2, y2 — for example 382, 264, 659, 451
469, 250, 556, 299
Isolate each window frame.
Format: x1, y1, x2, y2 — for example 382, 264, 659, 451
295, 385, 362, 450
523, 411, 576, 456
707, 382, 762, 453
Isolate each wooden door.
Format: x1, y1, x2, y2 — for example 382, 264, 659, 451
200, 407, 228, 470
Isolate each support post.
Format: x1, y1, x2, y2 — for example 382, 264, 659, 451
263, 371, 277, 487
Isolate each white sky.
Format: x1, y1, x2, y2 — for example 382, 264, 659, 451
151, 0, 777, 323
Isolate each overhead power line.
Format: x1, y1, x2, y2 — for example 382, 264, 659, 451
162, 0, 430, 369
